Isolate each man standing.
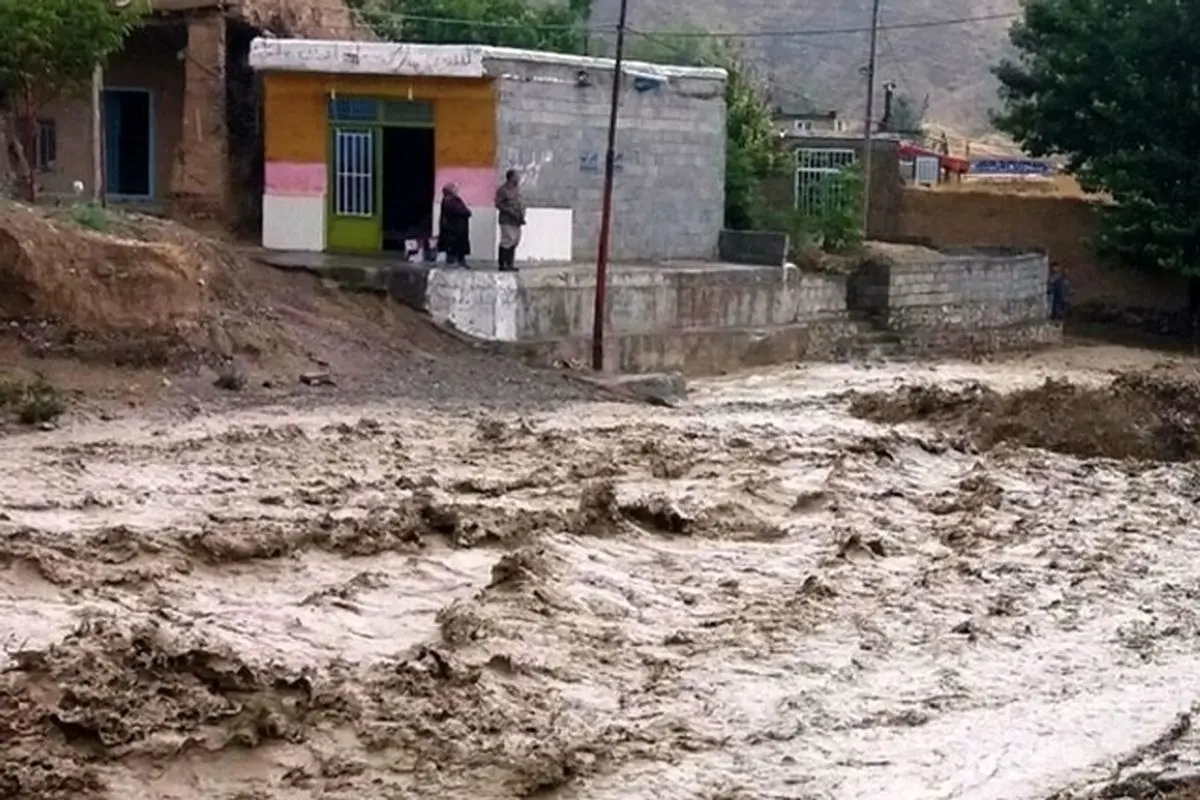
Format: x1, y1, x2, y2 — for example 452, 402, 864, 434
1047, 261, 1070, 322
495, 169, 525, 272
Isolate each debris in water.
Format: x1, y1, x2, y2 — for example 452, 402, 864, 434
837, 531, 890, 560
619, 494, 692, 534
299, 371, 335, 387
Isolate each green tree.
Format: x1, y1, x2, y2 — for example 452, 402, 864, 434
0, 0, 144, 200
994, 0, 1200, 275
352, 0, 592, 53
626, 30, 787, 230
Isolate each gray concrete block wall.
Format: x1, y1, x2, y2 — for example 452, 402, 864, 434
413, 251, 1059, 374
510, 265, 846, 340
486, 56, 726, 262
884, 253, 1049, 330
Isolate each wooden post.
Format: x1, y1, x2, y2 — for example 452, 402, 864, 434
92, 63, 104, 205
591, 0, 629, 372
860, 0, 882, 234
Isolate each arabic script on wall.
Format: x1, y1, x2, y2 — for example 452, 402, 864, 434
250, 40, 485, 78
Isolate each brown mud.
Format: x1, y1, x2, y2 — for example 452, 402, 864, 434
3, 348, 1200, 798
848, 371, 1200, 461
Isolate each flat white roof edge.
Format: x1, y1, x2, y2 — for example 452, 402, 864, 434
248, 38, 728, 81
480, 44, 727, 80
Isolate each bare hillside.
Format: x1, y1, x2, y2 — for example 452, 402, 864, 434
592, 0, 1020, 135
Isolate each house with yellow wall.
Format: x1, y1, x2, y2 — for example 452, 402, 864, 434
248, 38, 727, 264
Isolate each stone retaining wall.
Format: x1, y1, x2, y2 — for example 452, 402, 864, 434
849, 247, 1058, 354
277, 245, 1062, 375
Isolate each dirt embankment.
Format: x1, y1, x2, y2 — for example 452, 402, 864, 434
848, 372, 1200, 462
0, 202, 598, 417
0, 202, 277, 367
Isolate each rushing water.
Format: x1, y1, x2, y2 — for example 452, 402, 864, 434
1, 348, 1197, 798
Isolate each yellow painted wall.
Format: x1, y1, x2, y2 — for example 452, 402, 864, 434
262, 72, 496, 167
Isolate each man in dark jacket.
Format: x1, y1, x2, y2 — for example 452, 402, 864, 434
1047, 262, 1069, 322
494, 169, 525, 272
438, 183, 471, 267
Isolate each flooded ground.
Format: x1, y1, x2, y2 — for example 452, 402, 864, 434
2, 345, 1200, 799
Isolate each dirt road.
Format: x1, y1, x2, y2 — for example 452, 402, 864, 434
2, 345, 1199, 799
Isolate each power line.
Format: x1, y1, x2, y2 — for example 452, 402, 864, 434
307, 8, 1021, 39
627, 11, 1019, 39
351, 9, 594, 32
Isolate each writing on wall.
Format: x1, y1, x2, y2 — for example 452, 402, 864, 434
506, 147, 554, 187
579, 150, 636, 173
250, 40, 484, 78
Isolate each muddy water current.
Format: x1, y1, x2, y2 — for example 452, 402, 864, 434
2, 354, 1200, 799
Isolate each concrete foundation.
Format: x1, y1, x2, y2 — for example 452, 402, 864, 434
260, 246, 1062, 375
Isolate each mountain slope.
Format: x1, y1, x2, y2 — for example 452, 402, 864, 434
591, 0, 1021, 135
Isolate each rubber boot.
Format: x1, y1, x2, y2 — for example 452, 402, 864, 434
499, 246, 516, 272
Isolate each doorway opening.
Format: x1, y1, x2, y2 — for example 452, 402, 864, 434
380, 126, 435, 252
103, 88, 153, 198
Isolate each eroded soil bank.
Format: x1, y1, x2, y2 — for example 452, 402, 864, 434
2, 346, 1200, 799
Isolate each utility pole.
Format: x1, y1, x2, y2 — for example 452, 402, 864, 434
591, 0, 629, 372
91, 64, 104, 205
860, 0, 882, 234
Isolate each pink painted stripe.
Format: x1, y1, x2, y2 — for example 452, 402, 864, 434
265, 162, 326, 196
435, 166, 494, 205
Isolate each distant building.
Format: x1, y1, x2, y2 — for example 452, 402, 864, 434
772, 105, 851, 137
35, 0, 363, 226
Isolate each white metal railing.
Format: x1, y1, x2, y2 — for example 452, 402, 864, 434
334, 129, 373, 217
795, 147, 857, 215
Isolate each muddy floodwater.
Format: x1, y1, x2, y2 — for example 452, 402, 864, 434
3, 348, 1200, 799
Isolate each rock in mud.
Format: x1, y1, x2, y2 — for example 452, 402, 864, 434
213, 360, 246, 391
590, 372, 688, 407
792, 490, 831, 513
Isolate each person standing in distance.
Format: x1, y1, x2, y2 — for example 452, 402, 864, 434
494, 169, 525, 272
437, 183, 472, 267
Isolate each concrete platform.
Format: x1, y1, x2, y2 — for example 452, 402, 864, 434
252, 248, 1062, 375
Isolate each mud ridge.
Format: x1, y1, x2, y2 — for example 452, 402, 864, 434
848, 372, 1200, 461
0, 616, 662, 798
0, 496, 570, 590
0, 617, 339, 798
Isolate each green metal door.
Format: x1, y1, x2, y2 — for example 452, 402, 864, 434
327, 126, 381, 252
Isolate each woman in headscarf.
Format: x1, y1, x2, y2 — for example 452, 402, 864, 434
438, 183, 472, 267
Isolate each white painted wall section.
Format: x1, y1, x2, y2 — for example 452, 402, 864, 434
425, 269, 519, 341
434, 203, 498, 264
433, 205, 570, 264
262, 195, 325, 251
514, 208, 572, 263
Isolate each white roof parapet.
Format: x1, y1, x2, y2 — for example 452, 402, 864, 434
479, 45, 727, 81
248, 38, 727, 81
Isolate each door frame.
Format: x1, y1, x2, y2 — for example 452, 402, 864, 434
326, 125, 381, 253
102, 86, 156, 201
325, 96, 435, 254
